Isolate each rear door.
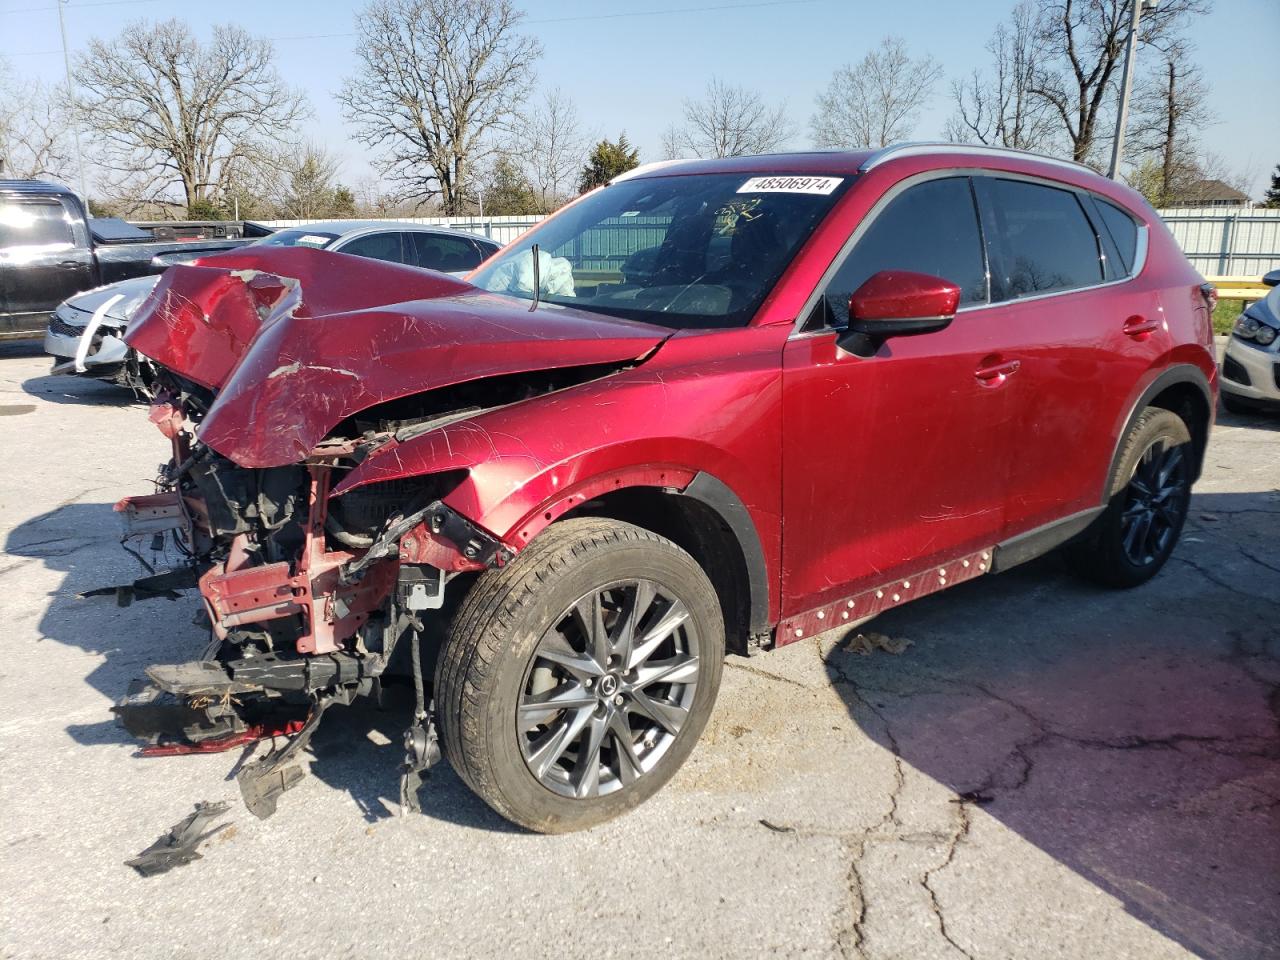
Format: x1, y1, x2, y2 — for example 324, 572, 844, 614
0, 196, 94, 334
780, 174, 1017, 617
407, 232, 486, 273
972, 176, 1165, 538
334, 230, 406, 264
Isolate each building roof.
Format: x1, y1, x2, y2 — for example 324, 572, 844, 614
1167, 179, 1252, 205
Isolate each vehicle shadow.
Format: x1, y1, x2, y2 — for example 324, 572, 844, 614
21, 371, 138, 407
820, 489, 1280, 960
1216, 399, 1280, 432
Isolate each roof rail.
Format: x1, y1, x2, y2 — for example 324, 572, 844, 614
858, 142, 1095, 176
610, 158, 701, 184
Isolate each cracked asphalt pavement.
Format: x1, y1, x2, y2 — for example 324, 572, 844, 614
1, 341, 1277, 960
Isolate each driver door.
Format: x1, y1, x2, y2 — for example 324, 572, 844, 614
779, 175, 1017, 618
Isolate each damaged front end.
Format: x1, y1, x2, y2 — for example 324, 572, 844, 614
107, 247, 667, 816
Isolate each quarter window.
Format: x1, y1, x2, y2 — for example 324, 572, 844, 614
1095, 199, 1139, 274
985, 179, 1103, 298
822, 177, 987, 326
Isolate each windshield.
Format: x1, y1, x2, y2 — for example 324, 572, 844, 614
254, 228, 339, 249
469, 172, 849, 329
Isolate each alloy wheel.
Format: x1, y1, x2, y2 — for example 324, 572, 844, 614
517, 579, 701, 800
1119, 436, 1189, 566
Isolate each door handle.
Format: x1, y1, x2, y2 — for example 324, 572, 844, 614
1122, 315, 1160, 340
57, 260, 83, 269
975, 357, 1020, 387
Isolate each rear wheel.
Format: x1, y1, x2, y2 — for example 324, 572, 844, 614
1064, 407, 1192, 588
435, 518, 724, 833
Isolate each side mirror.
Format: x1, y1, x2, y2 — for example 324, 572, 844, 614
1262, 269, 1280, 288
836, 270, 960, 354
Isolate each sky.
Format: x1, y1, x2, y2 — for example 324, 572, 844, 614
2, 0, 1277, 198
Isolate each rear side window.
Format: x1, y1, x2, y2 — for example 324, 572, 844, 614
985, 179, 1102, 298
822, 176, 988, 325
0, 199, 76, 249
410, 232, 483, 272
1095, 199, 1139, 274
338, 231, 406, 264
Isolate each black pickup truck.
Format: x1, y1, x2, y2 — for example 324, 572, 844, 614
0, 179, 272, 339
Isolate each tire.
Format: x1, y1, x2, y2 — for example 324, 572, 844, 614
1064, 407, 1193, 588
1220, 391, 1255, 416
435, 517, 724, 833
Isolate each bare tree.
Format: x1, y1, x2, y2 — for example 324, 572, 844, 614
666, 79, 793, 159
509, 89, 588, 212
1127, 39, 1213, 204
1027, 0, 1208, 165
811, 37, 942, 149
946, 4, 1056, 151
340, 0, 542, 215
0, 59, 75, 181
73, 20, 307, 212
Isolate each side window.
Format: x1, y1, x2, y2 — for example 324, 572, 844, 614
338, 231, 405, 264
0, 199, 76, 249
823, 177, 987, 326
985, 179, 1103, 298
410, 232, 483, 272
1094, 199, 1139, 275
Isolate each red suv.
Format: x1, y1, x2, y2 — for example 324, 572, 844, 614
116, 144, 1217, 832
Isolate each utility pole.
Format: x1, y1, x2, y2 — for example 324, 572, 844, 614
56, 0, 89, 203
1109, 0, 1157, 179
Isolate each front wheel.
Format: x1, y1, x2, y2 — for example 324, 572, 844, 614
1064, 407, 1192, 588
435, 518, 724, 833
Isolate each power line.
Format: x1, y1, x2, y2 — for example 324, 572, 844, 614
3, 0, 822, 53
2, 0, 164, 15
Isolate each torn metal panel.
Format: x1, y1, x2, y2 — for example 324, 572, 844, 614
124, 801, 231, 877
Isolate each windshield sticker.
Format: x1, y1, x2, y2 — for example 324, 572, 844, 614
298, 234, 330, 246
737, 176, 843, 195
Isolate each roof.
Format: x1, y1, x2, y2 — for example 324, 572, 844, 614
619, 142, 1098, 183
0, 178, 77, 198
1166, 179, 1252, 205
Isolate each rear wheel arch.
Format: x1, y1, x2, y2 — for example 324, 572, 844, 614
1105, 364, 1212, 499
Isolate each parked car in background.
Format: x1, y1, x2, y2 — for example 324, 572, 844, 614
255, 220, 502, 271
111, 145, 1216, 833
0, 179, 272, 339
43, 220, 503, 383
1219, 269, 1280, 414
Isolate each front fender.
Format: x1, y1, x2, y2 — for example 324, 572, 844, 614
332, 331, 786, 618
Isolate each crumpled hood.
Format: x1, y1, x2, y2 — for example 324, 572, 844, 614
125, 246, 671, 467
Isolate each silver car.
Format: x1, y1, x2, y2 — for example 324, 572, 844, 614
44, 221, 502, 382
1220, 269, 1280, 415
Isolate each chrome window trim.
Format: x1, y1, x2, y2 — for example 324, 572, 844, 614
789, 167, 1150, 337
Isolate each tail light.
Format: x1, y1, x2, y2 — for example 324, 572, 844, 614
1199, 282, 1217, 311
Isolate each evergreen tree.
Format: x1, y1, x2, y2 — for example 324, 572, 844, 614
578, 134, 640, 193
483, 154, 538, 215
1265, 164, 1280, 208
